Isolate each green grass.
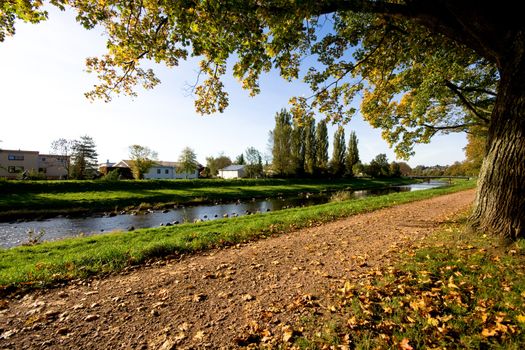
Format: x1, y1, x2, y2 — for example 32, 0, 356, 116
0, 180, 475, 294
290, 212, 525, 349
0, 177, 418, 219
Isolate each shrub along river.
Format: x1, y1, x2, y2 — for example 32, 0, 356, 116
0, 181, 447, 248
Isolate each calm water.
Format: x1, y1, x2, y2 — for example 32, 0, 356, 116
0, 182, 447, 248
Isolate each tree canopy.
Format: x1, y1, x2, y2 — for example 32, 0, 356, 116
178, 147, 198, 177
129, 144, 158, 179
3, 1, 524, 237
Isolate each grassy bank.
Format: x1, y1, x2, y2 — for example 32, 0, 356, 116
288, 215, 525, 349
0, 178, 416, 220
0, 180, 475, 294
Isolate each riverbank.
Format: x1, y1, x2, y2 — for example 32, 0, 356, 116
4, 185, 514, 349
0, 177, 417, 222
0, 180, 475, 294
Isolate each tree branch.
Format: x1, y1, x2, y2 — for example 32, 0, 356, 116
422, 122, 478, 131
444, 80, 491, 124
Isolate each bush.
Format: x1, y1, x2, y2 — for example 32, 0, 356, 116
100, 169, 121, 181
22, 170, 47, 180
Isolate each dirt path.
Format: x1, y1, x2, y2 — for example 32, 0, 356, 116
0, 189, 475, 349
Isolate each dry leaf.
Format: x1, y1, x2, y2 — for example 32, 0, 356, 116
242, 294, 255, 301
193, 330, 205, 341
282, 325, 294, 342
481, 328, 497, 337
399, 337, 413, 350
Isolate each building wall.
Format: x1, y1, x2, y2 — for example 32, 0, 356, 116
0, 150, 39, 179
143, 166, 198, 179
144, 166, 174, 179
219, 169, 245, 179
38, 155, 69, 179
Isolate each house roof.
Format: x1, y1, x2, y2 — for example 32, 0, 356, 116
220, 164, 245, 171
0, 149, 39, 154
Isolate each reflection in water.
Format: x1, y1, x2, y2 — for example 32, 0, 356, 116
0, 181, 446, 248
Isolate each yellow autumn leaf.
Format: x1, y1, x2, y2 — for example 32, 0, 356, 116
516, 315, 525, 324
482, 328, 497, 337
193, 330, 205, 340
426, 316, 439, 327
447, 276, 459, 289
282, 325, 294, 342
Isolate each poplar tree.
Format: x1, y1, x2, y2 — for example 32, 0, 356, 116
345, 131, 360, 177
315, 120, 329, 175
290, 120, 305, 177
330, 126, 346, 177
271, 109, 293, 176
303, 116, 317, 176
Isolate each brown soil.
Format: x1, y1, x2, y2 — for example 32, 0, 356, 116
0, 189, 475, 349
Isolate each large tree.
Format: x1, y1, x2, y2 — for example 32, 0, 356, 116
129, 144, 158, 179
70, 136, 98, 180
4, 2, 524, 238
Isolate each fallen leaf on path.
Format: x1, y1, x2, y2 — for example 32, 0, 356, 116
193, 330, 205, 341
282, 325, 294, 342
399, 338, 413, 350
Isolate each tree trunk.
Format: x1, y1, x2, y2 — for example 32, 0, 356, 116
470, 33, 525, 240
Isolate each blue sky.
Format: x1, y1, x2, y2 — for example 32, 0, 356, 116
0, 7, 467, 167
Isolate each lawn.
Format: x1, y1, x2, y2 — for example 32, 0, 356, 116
0, 177, 418, 220
0, 179, 475, 294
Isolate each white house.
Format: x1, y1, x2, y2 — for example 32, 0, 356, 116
218, 164, 246, 179
144, 161, 199, 179
112, 160, 199, 179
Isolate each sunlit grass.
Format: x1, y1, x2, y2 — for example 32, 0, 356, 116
0, 178, 418, 218
0, 180, 475, 294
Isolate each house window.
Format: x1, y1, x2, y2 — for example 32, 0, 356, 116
8, 154, 24, 161
157, 169, 161, 174
165, 169, 169, 174
40, 157, 46, 161
8, 166, 24, 173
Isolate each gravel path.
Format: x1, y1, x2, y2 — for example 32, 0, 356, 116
0, 189, 475, 349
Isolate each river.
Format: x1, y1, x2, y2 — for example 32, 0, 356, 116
0, 181, 447, 248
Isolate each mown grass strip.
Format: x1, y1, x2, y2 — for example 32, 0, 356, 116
290, 213, 525, 349
0, 180, 475, 293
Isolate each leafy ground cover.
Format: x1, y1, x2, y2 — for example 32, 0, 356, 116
0, 180, 475, 295
288, 215, 525, 349
0, 178, 416, 220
